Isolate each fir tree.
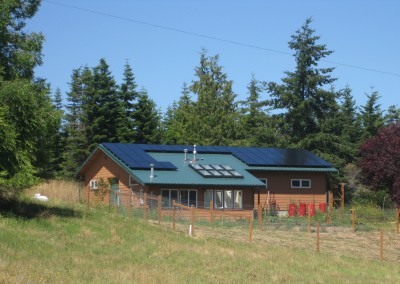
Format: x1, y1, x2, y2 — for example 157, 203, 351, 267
133, 89, 161, 144
86, 58, 120, 150
61, 68, 89, 178
359, 88, 384, 141
190, 50, 240, 145
266, 18, 338, 144
117, 61, 138, 143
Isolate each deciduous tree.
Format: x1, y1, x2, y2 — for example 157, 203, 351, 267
359, 124, 400, 207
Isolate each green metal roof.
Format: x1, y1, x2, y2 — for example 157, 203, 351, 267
130, 152, 265, 187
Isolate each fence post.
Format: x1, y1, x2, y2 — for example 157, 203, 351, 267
114, 191, 118, 213
396, 208, 399, 234
341, 183, 345, 209
191, 205, 195, 236
258, 203, 262, 230
143, 192, 147, 221
316, 222, 320, 253
173, 200, 176, 231
308, 204, 311, 235
158, 195, 162, 225
249, 214, 253, 243
210, 200, 214, 226
380, 229, 384, 260
87, 187, 90, 207
329, 191, 333, 209
352, 207, 356, 233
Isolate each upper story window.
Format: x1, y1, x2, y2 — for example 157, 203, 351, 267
291, 179, 311, 188
90, 180, 98, 190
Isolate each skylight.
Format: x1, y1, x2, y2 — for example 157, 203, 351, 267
189, 164, 244, 178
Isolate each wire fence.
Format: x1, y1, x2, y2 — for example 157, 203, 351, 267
86, 189, 400, 261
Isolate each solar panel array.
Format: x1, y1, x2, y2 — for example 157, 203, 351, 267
189, 164, 244, 178
102, 143, 177, 170
101, 143, 332, 170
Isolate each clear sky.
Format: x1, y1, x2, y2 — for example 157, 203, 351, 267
28, 0, 399, 113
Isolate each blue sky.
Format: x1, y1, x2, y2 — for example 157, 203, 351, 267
28, 0, 399, 113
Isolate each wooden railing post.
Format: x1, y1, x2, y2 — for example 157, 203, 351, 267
172, 200, 176, 231
210, 200, 214, 226
352, 207, 356, 233
158, 195, 162, 225
258, 203, 262, 230
191, 205, 195, 236
143, 192, 147, 221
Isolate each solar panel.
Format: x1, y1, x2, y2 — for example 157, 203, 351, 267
101, 143, 332, 169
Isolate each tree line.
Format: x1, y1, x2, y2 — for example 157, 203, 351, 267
1, 1, 399, 206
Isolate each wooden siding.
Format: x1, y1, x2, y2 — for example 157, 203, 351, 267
81, 149, 140, 206
249, 170, 327, 210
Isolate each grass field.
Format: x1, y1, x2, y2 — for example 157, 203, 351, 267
1, 197, 400, 283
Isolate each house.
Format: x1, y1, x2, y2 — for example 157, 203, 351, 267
75, 143, 337, 213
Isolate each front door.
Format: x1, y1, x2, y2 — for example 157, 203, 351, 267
109, 178, 120, 207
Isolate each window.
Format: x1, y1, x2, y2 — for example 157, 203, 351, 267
259, 178, 268, 188
204, 190, 213, 208
180, 189, 197, 207
204, 190, 243, 209
291, 179, 311, 188
89, 180, 98, 190
161, 189, 197, 208
161, 189, 178, 208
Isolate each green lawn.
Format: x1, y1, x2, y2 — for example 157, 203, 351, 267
0, 199, 399, 283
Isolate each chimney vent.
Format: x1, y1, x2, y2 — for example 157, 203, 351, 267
149, 164, 154, 178
193, 145, 197, 161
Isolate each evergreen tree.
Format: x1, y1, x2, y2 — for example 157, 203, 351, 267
46, 88, 65, 178
133, 89, 161, 144
265, 18, 338, 144
239, 76, 278, 146
162, 83, 196, 145
117, 61, 138, 143
61, 68, 89, 178
384, 105, 400, 126
85, 58, 121, 150
189, 50, 240, 145
359, 88, 384, 141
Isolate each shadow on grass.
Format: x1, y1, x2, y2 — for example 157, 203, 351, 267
0, 198, 82, 219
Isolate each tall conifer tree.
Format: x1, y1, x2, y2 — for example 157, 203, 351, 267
190, 50, 239, 145
266, 18, 338, 144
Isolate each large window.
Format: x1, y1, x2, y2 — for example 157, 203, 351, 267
161, 189, 178, 208
291, 179, 311, 188
204, 190, 243, 209
161, 189, 197, 208
180, 189, 197, 207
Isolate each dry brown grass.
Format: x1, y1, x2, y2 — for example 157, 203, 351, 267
158, 221, 400, 262
25, 180, 81, 204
